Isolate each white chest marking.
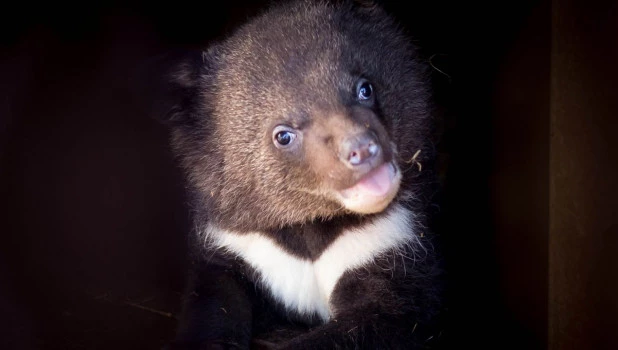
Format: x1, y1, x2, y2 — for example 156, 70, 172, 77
209, 205, 417, 322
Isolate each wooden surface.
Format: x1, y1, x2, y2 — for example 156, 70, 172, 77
550, 1, 618, 349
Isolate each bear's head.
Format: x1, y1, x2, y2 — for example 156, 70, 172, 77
161, 1, 433, 232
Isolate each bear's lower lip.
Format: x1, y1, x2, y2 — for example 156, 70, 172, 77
340, 162, 396, 199
335, 162, 401, 214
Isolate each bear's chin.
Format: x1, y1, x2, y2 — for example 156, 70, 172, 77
335, 162, 402, 214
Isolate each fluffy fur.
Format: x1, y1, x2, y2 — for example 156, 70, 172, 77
159, 0, 444, 348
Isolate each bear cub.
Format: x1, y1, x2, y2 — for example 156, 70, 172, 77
160, 0, 443, 348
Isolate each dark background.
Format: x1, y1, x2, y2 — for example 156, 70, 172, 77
1, 0, 616, 349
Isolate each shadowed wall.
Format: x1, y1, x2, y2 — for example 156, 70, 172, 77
0, 0, 616, 349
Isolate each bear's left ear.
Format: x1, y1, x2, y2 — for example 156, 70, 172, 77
349, 0, 389, 21
353, 0, 378, 9
131, 47, 215, 127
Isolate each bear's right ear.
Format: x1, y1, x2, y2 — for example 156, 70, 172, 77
131, 47, 216, 127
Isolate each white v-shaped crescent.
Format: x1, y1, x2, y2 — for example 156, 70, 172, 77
209, 204, 417, 321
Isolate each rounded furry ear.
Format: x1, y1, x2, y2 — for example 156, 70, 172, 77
131, 48, 207, 127
162, 50, 204, 126
348, 0, 388, 19
353, 0, 379, 9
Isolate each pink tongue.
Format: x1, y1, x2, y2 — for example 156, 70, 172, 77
344, 163, 392, 198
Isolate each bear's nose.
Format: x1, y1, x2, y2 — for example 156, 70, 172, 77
340, 132, 381, 168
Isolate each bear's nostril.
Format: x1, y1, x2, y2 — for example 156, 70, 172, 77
349, 151, 361, 165
344, 136, 380, 167
368, 142, 378, 157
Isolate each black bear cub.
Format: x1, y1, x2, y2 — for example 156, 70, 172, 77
162, 0, 442, 348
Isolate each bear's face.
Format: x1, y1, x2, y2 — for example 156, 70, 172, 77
167, 2, 431, 232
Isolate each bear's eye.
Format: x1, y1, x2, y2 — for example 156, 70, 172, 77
356, 79, 374, 101
276, 131, 293, 145
273, 126, 297, 148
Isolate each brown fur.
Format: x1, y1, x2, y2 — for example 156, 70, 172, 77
156, 1, 443, 348
167, 1, 433, 233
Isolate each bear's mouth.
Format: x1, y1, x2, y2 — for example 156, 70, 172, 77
335, 162, 401, 214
